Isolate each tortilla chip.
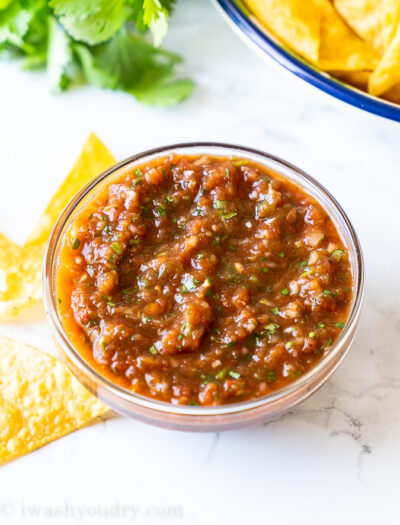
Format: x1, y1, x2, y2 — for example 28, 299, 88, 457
333, 0, 384, 52
0, 134, 115, 321
0, 234, 43, 320
332, 69, 370, 90
382, 0, 400, 47
0, 336, 108, 465
26, 133, 116, 247
382, 81, 400, 103
318, 0, 379, 71
244, 0, 324, 64
245, 0, 379, 72
369, 24, 400, 95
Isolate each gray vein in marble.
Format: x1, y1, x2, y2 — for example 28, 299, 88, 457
204, 433, 220, 466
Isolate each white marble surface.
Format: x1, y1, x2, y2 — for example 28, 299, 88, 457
0, 1, 400, 523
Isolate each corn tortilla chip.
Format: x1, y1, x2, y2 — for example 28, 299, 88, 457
26, 133, 116, 247
333, 0, 384, 51
244, 0, 323, 64
0, 134, 115, 321
0, 336, 108, 465
382, 81, 400, 103
246, 0, 394, 101
332, 69, 370, 90
369, 24, 400, 95
382, 0, 400, 47
318, 0, 379, 71
0, 234, 43, 320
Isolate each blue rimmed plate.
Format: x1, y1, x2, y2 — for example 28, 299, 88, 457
214, 0, 400, 122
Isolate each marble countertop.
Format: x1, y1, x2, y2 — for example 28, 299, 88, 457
0, 1, 399, 523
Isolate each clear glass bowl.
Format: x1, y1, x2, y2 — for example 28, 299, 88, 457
43, 143, 364, 432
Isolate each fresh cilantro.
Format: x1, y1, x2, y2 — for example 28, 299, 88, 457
265, 323, 279, 335
49, 0, 126, 46
111, 242, 123, 254
75, 29, 193, 107
0, 0, 193, 106
223, 212, 237, 220
331, 249, 345, 261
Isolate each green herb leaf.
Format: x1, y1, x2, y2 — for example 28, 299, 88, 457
0, 0, 44, 50
264, 323, 279, 335
223, 212, 237, 221
111, 242, 123, 254
229, 370, 241, 379
216, 368, 227, 380
331, 249, 345, 261
72, 238, 81, 249
47, 16, 74, 92
0, 0, 191, 107
75, 28, 193, 107
49, 0, 126, 45
141, 0, 172, 46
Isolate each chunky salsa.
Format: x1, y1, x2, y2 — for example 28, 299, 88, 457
57, 154, 353, 406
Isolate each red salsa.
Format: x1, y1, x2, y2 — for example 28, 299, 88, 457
57, 154, 353, 406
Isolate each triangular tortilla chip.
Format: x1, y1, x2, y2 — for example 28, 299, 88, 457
0, 234, 43, 319
382, 80, 400, 103
26, 133, 116, 247
332, 69, 370, 90
318, 0, 379, 71
333, 0, 384, 52
244, 0, 324, 64
0, 336, 108, 465
382, 0, 400, 47
0, 134, 115, 321
369, 24, 400, 95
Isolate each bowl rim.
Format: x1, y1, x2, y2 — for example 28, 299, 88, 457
43, 142, 365, 417
214, 0, 400, 122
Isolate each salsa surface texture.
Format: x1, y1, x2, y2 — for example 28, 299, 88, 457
57, 154, 353, 406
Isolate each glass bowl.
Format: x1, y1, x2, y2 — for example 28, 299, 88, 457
214, 0, 400, 122
43, 143, 364, 432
